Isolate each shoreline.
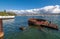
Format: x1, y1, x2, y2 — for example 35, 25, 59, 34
17, 15, 60, 16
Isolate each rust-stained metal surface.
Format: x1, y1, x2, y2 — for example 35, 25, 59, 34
0, 19, 4, 38
28, 18, 58, 30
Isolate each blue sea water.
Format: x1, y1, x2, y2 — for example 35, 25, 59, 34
3, 16, 60, 39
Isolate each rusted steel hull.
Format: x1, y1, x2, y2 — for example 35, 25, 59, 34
28, 18, 58, 30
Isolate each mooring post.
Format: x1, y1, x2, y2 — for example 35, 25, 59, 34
0, 19, 4, 39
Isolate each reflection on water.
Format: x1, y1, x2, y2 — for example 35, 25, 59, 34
3, 19, 15, 23
2, 16, 60, 39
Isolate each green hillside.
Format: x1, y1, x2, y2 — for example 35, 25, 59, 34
0, 11, 16, 16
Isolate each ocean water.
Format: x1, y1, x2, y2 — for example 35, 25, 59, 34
3, 16, 60, 39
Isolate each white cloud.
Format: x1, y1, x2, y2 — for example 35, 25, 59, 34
7, 5, 60, 14
40, 5, 60, 13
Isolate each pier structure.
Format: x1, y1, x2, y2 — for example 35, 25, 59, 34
0, 19, 4, 39
0, 16, 15, 39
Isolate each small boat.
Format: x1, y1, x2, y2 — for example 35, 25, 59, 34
19, 26, 26, 30
28, 18, 58, 30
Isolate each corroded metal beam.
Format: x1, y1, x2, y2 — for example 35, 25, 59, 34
0, 19, 4, 39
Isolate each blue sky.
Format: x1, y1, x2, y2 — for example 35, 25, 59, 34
0, 0, 60, 11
